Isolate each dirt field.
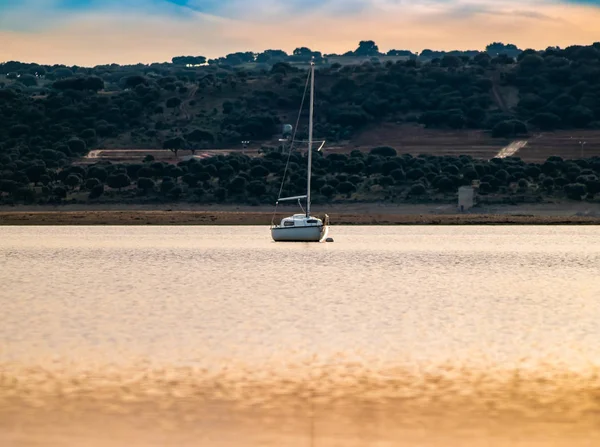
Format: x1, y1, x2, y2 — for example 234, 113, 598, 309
77, 148, 250, 165
343, 125, 600, 162
74, 125, 600, 166
2, 202, 600, 225
517, 130, 600, 162
78, 125, 506, 165
338, 123, 505, 158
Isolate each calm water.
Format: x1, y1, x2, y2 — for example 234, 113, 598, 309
2, 226, 600, 446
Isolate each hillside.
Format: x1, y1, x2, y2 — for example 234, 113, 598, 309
1, 42, 600, 206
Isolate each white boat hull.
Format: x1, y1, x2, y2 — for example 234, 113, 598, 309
271, 225, 325, 242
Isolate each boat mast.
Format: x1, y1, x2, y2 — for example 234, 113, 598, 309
306, 60, 315, 217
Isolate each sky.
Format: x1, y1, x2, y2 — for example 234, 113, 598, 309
0, 0, 599, 66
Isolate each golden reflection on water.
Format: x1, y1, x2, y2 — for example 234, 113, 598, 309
2, 226, 600, 446
3, 359, 600, 446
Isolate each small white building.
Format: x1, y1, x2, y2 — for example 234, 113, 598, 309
458, 186, 475, 212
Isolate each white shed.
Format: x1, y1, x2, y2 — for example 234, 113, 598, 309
458, 186, 475, 212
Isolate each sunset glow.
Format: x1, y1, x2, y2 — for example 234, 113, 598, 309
0, 0, 599, 65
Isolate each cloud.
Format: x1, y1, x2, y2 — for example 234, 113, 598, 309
0, 0, 599, 65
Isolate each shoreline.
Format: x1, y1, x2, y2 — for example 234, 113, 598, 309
1, 202, 600, 225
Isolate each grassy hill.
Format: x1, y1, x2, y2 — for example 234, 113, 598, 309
1, 42, 600, 206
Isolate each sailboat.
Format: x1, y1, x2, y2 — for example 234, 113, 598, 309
271, 61, 329, 242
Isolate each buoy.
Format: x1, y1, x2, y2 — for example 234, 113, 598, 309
326, 237, 334, 243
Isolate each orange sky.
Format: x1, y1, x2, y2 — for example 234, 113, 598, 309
1, 2, 599, 65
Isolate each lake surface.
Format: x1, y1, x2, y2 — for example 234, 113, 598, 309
2, 226, 600, 446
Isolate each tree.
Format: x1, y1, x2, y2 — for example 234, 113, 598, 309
106, 173, 131, 191
88, 166, 108, 182
81, 128, 97, 142
52, 68, 74, 79
161, 178, 175, 194
12, 171, 30, 185
517, 179, 529, 191
10, 124, 30, 138
435, 176, 455, 192
474, 53, 491, 67
186, 129, 214, 144
512, 120, 528, 135
169, 167, 184, 180
479, 182, 493, 194
137, 177, 155, 192
542, 178, 554, 191
169, 186, 183, 200
166, 97, 182, 109
123, 75, 147, 89
337, 181, 356, 196
492, 121, 514, 138
408, 184, 427, 195
223, 52, 254, 65
448, 113, 466, 129
441, 55, 462, 68
126, 164, 144, 179
379, 176, 394, 187
218, 164, 235, 181
85, 178, 101, 190
222, 101, 234, 114
586, 179, 600, 195
569, 106, 594, 127
486, 42, 521, 58
293, 47, 313, 57
525, 165, 542, 178
214, 187, 227, 202
250, 165, 269, 178
67, 138, 87, 154
53, 186, 67, 198
182, 174, 198, 188
228, 176, 247, 194
387, 49, 416, 57
19, 74, 37, 87
163, 137, 186, 157
84, 76, 104, 91
564, 183, 587, 200
370, 146, 397, 157
390, 168, 406, 183
14, 187, 36, 203
25, 164, 47, 185
531, 113, 561, 131
290, 48, 321, 62
354, 41, 380, 56
89, 184, 104, 199
0, 180, 18, 194
64, 174, 81, 190
172, 56, 206, 65
248, 180, 266, 196
320, 184, 335, 199
519, 54, 544, 74
407, 168, 426, 181
271, 62, 294, 75
53, 76, 103, 91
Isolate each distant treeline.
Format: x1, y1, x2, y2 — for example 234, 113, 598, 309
1, 148, 599, 206
183, 41, 523, 66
